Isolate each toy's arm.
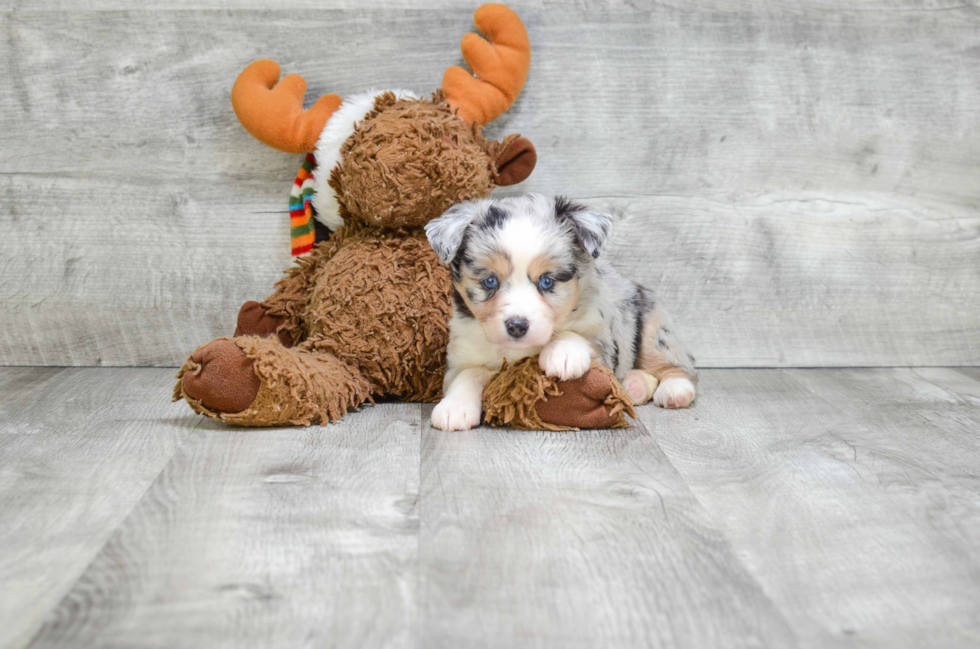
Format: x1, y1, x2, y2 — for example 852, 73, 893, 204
482, 357, 635, 431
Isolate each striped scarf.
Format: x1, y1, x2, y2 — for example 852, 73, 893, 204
288, 153, 318, 255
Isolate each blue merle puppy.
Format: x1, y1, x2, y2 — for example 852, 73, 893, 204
425, 193, 697, 431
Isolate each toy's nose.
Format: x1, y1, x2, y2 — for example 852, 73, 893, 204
505, 317, 529, 339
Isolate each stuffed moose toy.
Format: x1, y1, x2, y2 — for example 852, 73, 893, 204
173, 3, 634, 429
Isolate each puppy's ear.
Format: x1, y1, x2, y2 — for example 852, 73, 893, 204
554, 196, 612, 259
425, 200, 484, 265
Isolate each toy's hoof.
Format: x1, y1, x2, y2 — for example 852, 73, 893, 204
536, 367, 620, 429
234, 301, 293, 347
181, 339, 260, 414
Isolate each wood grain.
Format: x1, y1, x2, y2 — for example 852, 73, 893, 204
2, 4, 979, 367
418, 407, 798, 648
638, 368, 980, 648
0, 368, 195, 649
25, 402, 422, 649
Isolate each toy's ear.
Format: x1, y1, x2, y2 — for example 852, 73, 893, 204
554, 196, 612, 259
493, 137, 536, 186
425, 200, 486, 265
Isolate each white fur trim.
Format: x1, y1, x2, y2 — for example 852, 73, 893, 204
311, 89, 419, 231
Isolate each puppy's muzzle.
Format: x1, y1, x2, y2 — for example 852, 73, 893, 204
505, 317, 529, 339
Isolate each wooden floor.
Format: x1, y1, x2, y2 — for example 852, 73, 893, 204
0, 367, 977, 648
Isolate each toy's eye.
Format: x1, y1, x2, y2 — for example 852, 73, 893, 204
538, 276, 555, 291
482, 276, 499, 290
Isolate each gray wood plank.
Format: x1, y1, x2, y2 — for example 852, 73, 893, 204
638, 368, 980, 648
25, 402, 422, 649
2, 6, 980, 367
418, 408, 798, 648
0, 368, 195, 649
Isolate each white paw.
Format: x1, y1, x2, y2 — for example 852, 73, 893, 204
539, 338, 593, 380
431, 397, 482, 431
623, 370, 659, 405
653, 377, 696, 409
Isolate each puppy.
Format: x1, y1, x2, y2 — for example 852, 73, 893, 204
425, 194, 697, 431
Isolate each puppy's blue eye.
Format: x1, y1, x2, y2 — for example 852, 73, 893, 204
482, 276, 499, 290
538, 276, 555, 291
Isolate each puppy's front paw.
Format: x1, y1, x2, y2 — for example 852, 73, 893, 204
431, 397, 482, 432
653, 377, 696, 409
539, 338, 593, 380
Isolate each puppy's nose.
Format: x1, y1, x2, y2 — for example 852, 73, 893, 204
505, 317, 529, 339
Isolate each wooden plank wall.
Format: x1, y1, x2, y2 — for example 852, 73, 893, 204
2, 1, 978, 367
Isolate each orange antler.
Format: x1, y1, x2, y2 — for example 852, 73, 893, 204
231, 60, 343, 154
443, 4, 531, 125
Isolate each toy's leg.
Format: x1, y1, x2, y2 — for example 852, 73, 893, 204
174, 336, 371, 426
